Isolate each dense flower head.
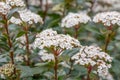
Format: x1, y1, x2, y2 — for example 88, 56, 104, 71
34, 29, 81, 50
0, 63, 14, 77
93, 11, 120, 26
10, 9, 43, 25
61, 12, 91, 28
38, 50, 54, 61
71, 45, 112, 77
0, 2, 11, 15
6, 0, 25, 7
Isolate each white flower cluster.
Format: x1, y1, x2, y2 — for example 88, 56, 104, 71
61, 12, 91, 28
93, 11, 120, 26
34, 29, 81, 50
0, 0, 25, 15
71, 45, 112, 77
38, 50, 54, 62
10, 17, 22, 25
6, 0, 25, 7
101, 72, 114, 80
0, 63, 14, 77
0, 2, 11, 15
10, 9, 43, 25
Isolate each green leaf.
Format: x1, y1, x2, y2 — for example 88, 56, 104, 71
62, 48, 80, 57
85, 26, 101, 35
35, 62, 50, 67
17, 31, 26, 37
0, 54, 7, 63
18, 66, 33, 78
31, 67, 44, 75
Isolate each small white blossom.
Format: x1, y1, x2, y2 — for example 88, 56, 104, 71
15, 54, 24, 62
71, 45, 112, 77
10, 17, 22, 25
16, 35, 33, 50
0, 2, 11, 15
34, 29, 81, 50
18, 9, 43, 24
93, 11, 120, 26
61, 12, 91, 28
6, 0, 25, 7
101, 72, 114, 80
16, 35, 26, 48
38, 50, 54, 62
10, 9, 43, 25
0, 23, 3, 28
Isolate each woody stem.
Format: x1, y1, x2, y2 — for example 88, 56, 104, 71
24, 26, 30, 66
3, 15, 14, 64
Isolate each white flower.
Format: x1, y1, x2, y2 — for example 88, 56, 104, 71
71, 45, 112, 77
61, 12, 91, 28
34, 29, 81, 50
15, 54, 24, 62
10, 17, 22, 25
0, 23, 3, 28
16, 35, 26, 48
38, 50, 54, 61
16, 35, 33, 50
10, 9, 43, 25
93, 11, 120, 26
100, 72, 114, 80
18, 9, 43, 24
0, 2, 11, 15
6, 0, 25, 7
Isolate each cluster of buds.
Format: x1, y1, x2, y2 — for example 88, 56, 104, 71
0, 63, 15, 77
0, 0, 25, 15
61, 12, 91, 28
34, 29, 81, 51
71, 45, 112, 77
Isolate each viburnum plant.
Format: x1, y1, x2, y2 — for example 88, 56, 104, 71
0, 0, 120, 80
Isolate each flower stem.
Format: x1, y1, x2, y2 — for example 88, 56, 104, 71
74, 25, 79, 39
25, 0, 29, 9
43, 0, 48, 21
104, 26, 113, 52
52, 49, 59, 80
66, 25, 80, 77
3, 15, 16, 75
87, 65, 92, 80
104, 33, 111, 52
23, 26, 30, 66
67, 59, 73, 76
65, 25, 80, 78
54, 55, 58, 80
3, 16, 14, 64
